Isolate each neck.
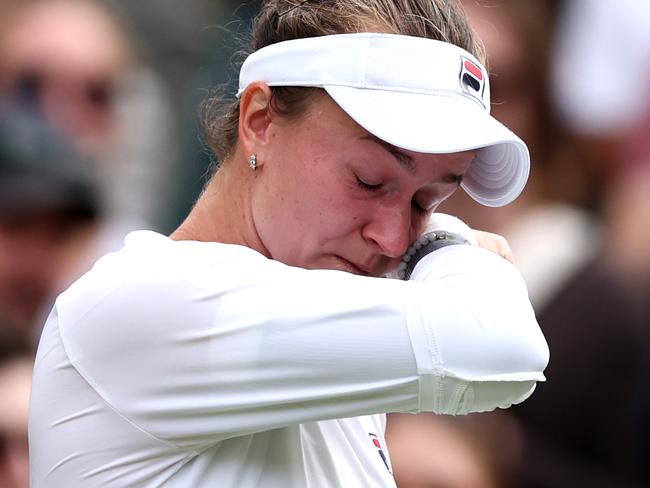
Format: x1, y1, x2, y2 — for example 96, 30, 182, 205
170, 158, 270, 257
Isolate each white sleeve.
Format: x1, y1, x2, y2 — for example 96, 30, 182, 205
57, 239, 548, 448
405, 245, 548, 414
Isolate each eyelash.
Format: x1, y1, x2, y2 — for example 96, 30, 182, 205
356, 176, 428, 215
356, 176, 381, 191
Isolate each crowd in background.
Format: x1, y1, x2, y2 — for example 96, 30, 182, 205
0, 1, 647, 487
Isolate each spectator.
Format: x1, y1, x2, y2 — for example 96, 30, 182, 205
0, 106, 99, 336
0, 0, 177, 232
386, 411, 523, 488
0, 325, 34, 488
437, 1, 650, 486
552, 0, 650, 209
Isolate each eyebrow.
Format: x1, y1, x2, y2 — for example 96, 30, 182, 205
362, 134, 466, 184
362, 135, 415, 173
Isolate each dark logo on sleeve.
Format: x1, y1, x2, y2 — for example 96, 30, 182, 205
369, 433, 392, 474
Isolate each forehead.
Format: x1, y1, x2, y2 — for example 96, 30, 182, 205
0, 1, 130, 78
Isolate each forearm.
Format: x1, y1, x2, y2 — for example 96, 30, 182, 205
56, 236, 547, 445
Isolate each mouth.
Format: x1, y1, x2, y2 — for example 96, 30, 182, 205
334, 256, 372, 276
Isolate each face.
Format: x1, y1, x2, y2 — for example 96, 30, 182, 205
0, 0, 130, 158
251, 94, 474, 276
0, 213, 87, 328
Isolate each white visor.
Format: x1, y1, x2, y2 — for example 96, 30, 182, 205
238, 33, 530, 207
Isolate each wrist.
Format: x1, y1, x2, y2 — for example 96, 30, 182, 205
397, 230, 471, 280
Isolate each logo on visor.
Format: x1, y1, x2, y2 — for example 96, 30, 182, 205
459, 56, 486, 108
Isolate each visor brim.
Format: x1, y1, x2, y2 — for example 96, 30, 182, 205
325, 86, 530, 207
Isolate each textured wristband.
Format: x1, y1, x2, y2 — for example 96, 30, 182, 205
397, 231, 471, 280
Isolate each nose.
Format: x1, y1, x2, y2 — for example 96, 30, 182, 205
361, 203, 413, 258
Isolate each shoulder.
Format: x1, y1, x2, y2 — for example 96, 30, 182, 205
58, 231, 264, 312
54, 231, 273, 357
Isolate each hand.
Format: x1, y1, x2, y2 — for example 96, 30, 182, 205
391, 214, 515, 281
423, 214, 514, 264
472, 230, 515, 264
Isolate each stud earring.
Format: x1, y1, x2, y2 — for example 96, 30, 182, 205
248, 154, 257, 171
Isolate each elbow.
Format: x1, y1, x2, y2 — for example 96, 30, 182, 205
450, 325, 549, 415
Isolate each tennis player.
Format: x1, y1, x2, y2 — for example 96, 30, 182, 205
29, 1, 549, 486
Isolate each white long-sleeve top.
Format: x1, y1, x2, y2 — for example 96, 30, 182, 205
29, 230, 548, 487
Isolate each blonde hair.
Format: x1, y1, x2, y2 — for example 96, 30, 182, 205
203, 0, 484, 164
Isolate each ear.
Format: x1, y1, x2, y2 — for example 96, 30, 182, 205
238, 81, 273, 157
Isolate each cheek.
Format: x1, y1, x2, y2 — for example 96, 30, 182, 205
252, 156, 356, 263
251, 174, 305, 257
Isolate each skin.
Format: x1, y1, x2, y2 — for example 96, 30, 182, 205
172, 82, 480, 275
0, 0, 131, 158
0, 213, 94, 329
0, 357, 33, 488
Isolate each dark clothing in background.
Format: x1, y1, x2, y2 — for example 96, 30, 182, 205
512, 256, 649, 488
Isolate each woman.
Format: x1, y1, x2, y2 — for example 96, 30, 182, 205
28, 1, 548, 486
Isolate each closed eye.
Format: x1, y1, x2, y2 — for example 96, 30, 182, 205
356, 176, 382, 191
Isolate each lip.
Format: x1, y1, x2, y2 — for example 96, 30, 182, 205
335, 256, 371, 276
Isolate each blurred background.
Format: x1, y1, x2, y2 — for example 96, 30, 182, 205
0, 1, 647, 487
